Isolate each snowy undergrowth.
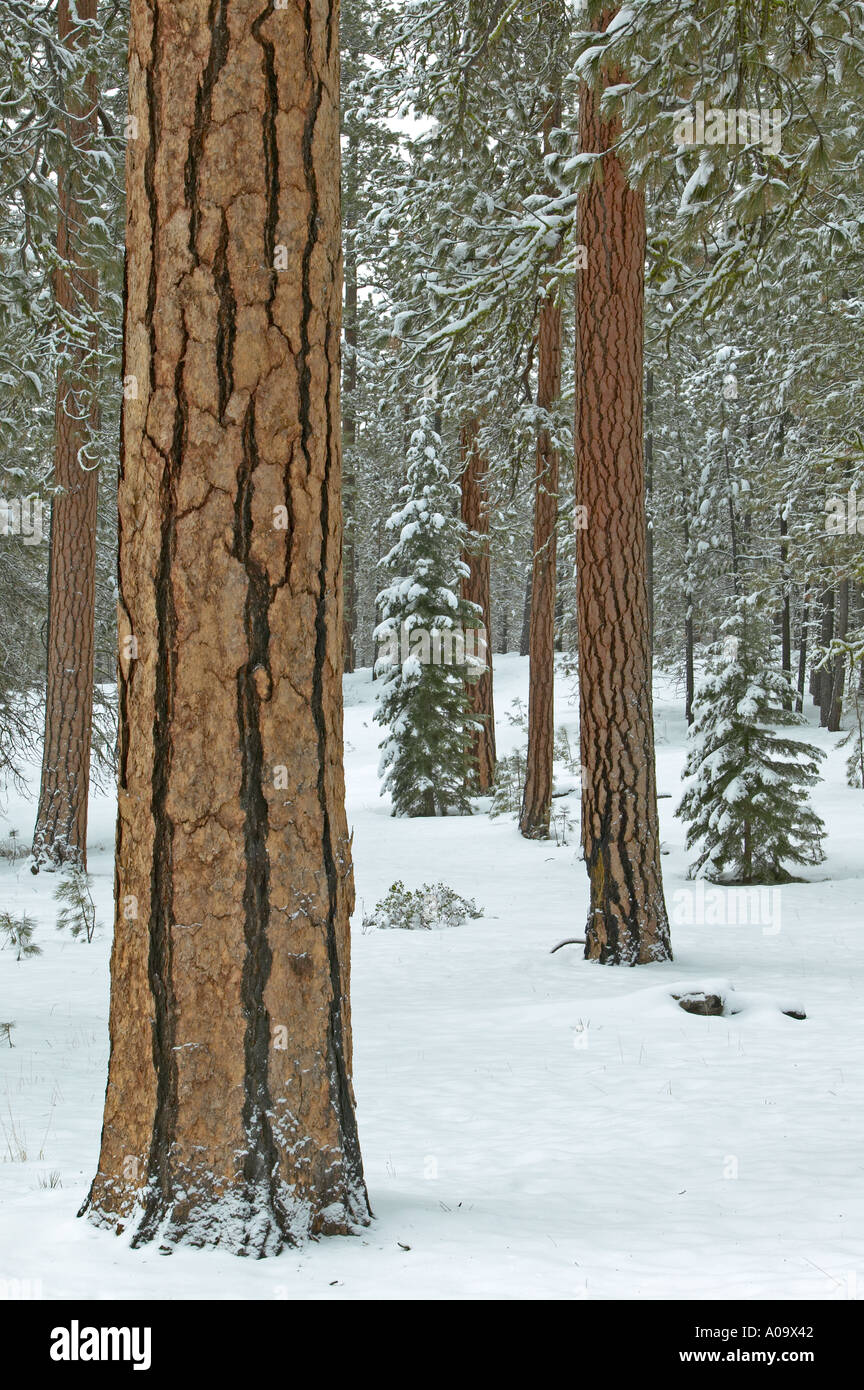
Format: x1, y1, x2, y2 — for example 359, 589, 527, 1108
0, 655, 861, 1300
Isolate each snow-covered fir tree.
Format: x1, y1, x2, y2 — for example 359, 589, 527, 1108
677, 608, 826, 884
374, 400, 484, 816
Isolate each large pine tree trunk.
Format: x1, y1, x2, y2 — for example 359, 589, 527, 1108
83, 0, 369, 1253
460, 417, 496, 791
32, 0, 99, 871
520, 106, 560, 840
575, 14, 671, 964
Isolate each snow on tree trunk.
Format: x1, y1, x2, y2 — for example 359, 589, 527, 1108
83, 0, 369, 1253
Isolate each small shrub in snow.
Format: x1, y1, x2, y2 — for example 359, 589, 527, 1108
362, 881, 483, 932
489, 746, 527, 818
677, 611, 826, 884
0, 911, 40, 960
54, 865, 100, 942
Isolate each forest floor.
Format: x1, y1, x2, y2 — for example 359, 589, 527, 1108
0, 655, 862, 1300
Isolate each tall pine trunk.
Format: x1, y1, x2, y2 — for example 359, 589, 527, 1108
32, 0, 99, 871
460, 417, 496, 791
83, 0, 369, 1253
520, 104, 560, 840
575, 11, 671, 964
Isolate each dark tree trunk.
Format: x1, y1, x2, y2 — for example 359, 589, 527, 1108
827, 578, 849, 732
685, 598, 695, 727
520, 104, 560, 840
645, 366, 654, 660
818, 588, 835, 725
32, 0, 100, 871
575, 12, 671, 964
779, 509, 792, 709
83, 0, 369, 1254
460, 417, 496, 791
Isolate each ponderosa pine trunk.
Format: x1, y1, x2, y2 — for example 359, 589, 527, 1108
460, 416, 496, 792
575, 9, 671, 964
520, 105, 560, 840
83, 0, 369, 1253
32, 0, 99, 871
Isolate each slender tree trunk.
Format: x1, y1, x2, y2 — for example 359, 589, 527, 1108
796, 587, 809, 714
83, 0, 369, 1253
645, 366, 654, 659
779, 509, 792, 709
685, 598, 695, 727
460, 417, 496, 791
827, 577, 849, 732
520, 105, 560, 840
575, 14, 671, 964
32, 0, 99, 871
818, 588, 835, 725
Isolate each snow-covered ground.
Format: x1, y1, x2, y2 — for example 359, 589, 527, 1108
0, 655, 861, 1300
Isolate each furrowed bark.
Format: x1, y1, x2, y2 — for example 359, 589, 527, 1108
575, 8, 671, 964
83, 0, 369, 1254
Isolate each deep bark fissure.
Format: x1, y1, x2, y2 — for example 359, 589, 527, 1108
300, 4, 366, 1202
132, 1, 180, 1243
234, 401, 283, 1248
88, 0, 368, 1254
